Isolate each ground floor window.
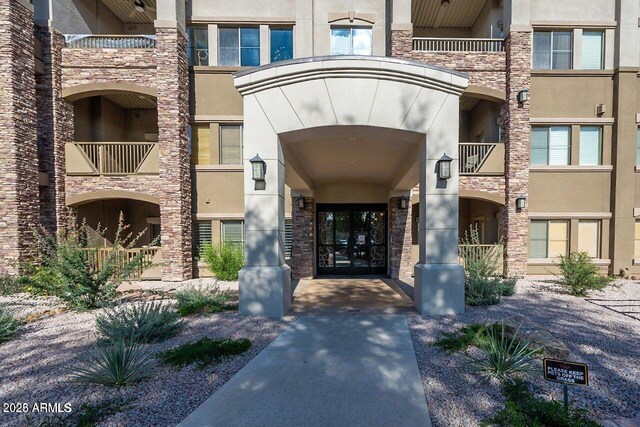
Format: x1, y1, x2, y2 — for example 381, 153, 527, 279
577, 220, 600, 258
285, 219, 293, 260
222, 220, 244, 246
529, 220, 569, 258
193, 221, 212, 257
635, 221, 640, 259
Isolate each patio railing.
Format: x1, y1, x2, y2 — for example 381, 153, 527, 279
83, 246, 161, 280
64, 35, 157, 49
413, 37, 505, 52
459, 142, 504, 175
66, 142, 159, 176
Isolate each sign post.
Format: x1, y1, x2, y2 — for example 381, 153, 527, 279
543, 358, 589, 409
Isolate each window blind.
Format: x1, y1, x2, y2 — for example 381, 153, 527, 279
220, 125, 243, 165
548, 126, 570, 165
635, 221, 640, 259
530, 127, 549, 165
636, 129, 640, 166
548, 221, 568, 258
533, 32, 551, 69
529, 221, 548, 258
222, 221, 244, 244
552, 32, 572, 69
581, 31, 603, 70
285, 219, 293, 260
578, 220, 600, 258
579, 126, 601, 165
193, 221, 212, 257
191, 124, 211, 165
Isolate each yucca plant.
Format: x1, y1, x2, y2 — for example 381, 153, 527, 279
69, 334, 157, 386
0, 305, 19, 343
466, 322, 541, 384
96, 301, 184, 344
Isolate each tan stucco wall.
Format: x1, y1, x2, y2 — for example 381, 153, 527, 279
529, 171, 611, 212
314, 183, 391, 204
191, 71, 243, 117
531, 76, 614, 119
529, 0, 615, 22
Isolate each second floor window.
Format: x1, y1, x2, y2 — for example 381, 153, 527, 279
579, 126, 602, 165
531, 126, 570, 166
187, 26, 209, 66
270, 28, 293, 63
533, 31, 572, 70
330, 27, 372, 55
220, 125, 243, 165
220, 27, 260, 67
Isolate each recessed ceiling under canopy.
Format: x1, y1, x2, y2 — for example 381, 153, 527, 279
100, 0, 156, 24
412, 0, 488, 28
103, 92, 157, 109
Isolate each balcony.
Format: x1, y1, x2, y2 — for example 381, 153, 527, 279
84, 246, 161, 280
64, 34, 157, 49
459, 143, 504, 176
66, 142, 159, 176
413, 37, 504, 52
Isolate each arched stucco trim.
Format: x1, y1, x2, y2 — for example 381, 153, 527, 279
67, 190, 160, 207
464, 85, 506, 104
62, 83, 158, 101
460, 189, 505, 206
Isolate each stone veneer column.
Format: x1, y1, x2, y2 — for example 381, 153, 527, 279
291, 196, 315, 279
34, 26, 73, 234
501, 31, 531, 277
389, 197, 413, 279
0, 0, 39, 275
156, 26, 192, 281
390, 29, 414, 58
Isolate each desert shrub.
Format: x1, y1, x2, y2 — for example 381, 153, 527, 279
0, 275, 23, 296
490, 380, 600, 427
27, 213, 153, 310
69, 334, 156, 386
76, 397, 134, 427
0, 305, 19, 343
432, 323, 513, 353
466, 322, 540, 384
556, 251, 610, 297
175, 285, 232, 316
96, 301, 184, 344
159, 337, 251, 369
200, 241, 244, 281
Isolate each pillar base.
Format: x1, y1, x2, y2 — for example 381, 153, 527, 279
239, 264, 291, 318
414, 263, 465, 316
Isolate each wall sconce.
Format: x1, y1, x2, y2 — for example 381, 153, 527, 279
437, 153, 453, 180
297, 196, 305, 209
440, 0, 450, 7
517, 89, 529, 104
400, 196, 409, 209
249, 154, 266, 182
516, 196, 527, 210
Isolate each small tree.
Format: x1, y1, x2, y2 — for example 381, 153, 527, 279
556, 251, 610, 297
200, 241, 244, 281
30, 213, 152, 310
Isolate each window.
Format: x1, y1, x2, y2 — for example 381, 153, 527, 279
531, 126, 570, 165
533, 31, 572, 69
579, 126, 602, 165
222, 221, 244, 245
581, 31, 604, 70
270, 28, 293, 63
578, 220, 600, 258
190, 123, 211, 165
220, 125, 243, 165
219, 27, 260, 66
330, 27, 372, 55
636, 129, 640, 166
529, 220, 568, 258
635, 221, 640, 259
285, 218, 293, 260
193, 221, 212, 257
187, 26, 209, 66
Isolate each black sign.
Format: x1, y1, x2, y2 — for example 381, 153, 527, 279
543, 358, 589, 386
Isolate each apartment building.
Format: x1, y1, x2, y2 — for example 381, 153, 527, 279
0, 0, 638, 316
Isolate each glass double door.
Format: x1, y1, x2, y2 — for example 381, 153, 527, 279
317, 204, 387, 275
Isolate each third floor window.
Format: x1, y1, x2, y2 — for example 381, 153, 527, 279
220, 27, 260, 67
330, 27, 372, 56
533, 31, 572, 70
270, 28, 293, 63
187, 26, 209, 66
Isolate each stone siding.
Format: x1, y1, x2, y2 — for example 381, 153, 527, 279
291, 197, 315, 279
0, 0, 39, 275
389, 197, 413, 279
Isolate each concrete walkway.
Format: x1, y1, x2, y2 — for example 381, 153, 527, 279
179, 315, 432, 427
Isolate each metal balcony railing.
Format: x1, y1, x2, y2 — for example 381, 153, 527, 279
459, 142, 503, 175
64, 35, 157, 49
67, 142, 159, 176
413, 37, 505, 52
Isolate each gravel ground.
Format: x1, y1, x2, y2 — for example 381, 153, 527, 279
409, 279, 640, 427
0, 300, 294, 426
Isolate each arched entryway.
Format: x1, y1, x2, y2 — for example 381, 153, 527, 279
233, 56, 469, 318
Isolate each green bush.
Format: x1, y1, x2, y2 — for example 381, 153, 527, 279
175, 285, 232, 316
96, 301, 184, 344
27, 214, 153, 310
69, 334, 157, 386
200, 242, 244, 281
490, 380, 600, 427
557, 251, 610, 297
159, 337, 251, 369
466, 322, 540, 384
0, 275, 22, 296
432, 323, 513, 353
0, 305, 19, 343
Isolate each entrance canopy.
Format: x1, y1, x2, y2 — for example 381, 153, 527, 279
233, 56, 469, 318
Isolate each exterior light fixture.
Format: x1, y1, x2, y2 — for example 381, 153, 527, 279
516, 196, 527, 210
297, 196, 305, 209
517, 89, 529, 103
250, 154, 266, 182
437, 153, 453, 180
134, 0, 145, 13
400, 196, 409, 209
441, 0, 450, 7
